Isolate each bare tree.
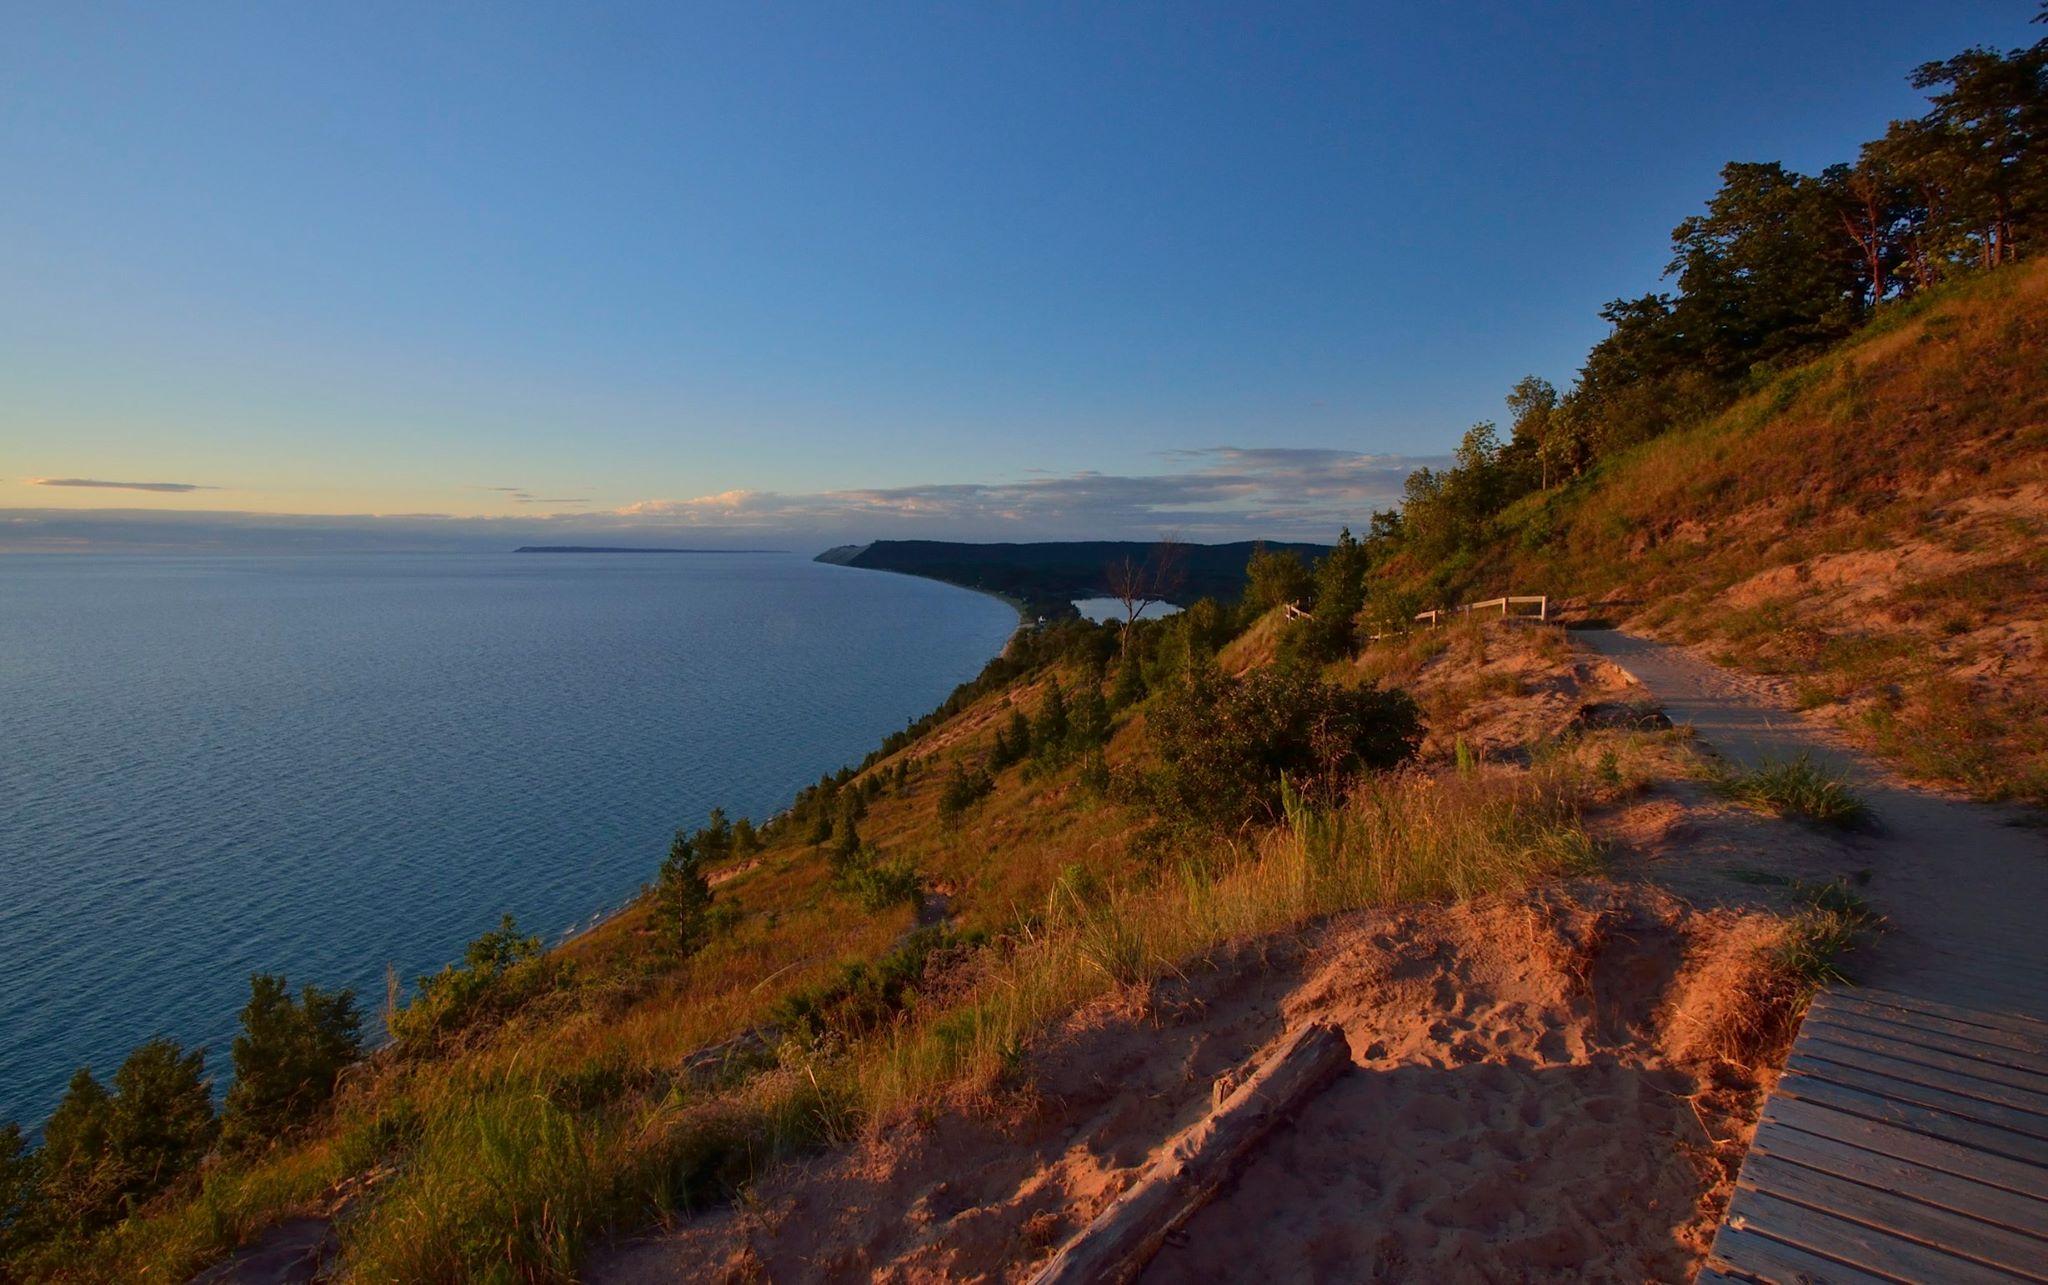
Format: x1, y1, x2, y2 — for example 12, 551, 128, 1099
1105, 534, 1186, 664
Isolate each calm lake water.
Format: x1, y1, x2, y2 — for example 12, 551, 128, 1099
1072, 596, 1181, 623
0, 552, 1015, 1127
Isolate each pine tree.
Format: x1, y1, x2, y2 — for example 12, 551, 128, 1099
697, 807, 734, 863
1073, 665, 1111, 749
731, 816, 759, 856
1033, 677, 1070, 758
655, 829, 714, 956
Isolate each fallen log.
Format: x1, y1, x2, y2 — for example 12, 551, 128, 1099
1028, 1021, 1353, 1285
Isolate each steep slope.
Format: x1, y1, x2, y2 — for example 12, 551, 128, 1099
1394, 261, 2048, 802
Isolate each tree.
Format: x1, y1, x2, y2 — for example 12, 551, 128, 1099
655, 830, 714, 956
937, 763, 994, 823
1243, 544, 1313, 615
224, 975, 363, 1145
1823, 157, 1910, 307
1504, 376, 1565, 488
1104, 536, 1187, 665
1111, 651, 1148, 709
831, 799, 863, 871
697, 808, 734, 864
990, 706, 1032, 769
731, 816, 760, 856
805, 808, 834, 846
0, 1121, 41, 1258
101, 1040, 214, 1211
1033, 676, 1071, 760
37, 1067, 113, 1222
1071, 664, 1112, 749
1909, 40, 2048, 268
1287, 529, 1372, 662
1668, 161, 1865, 375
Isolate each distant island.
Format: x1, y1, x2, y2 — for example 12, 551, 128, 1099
817, 538, 1330, 619
514, 546, 785, 554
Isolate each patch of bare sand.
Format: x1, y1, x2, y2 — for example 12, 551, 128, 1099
1363, 621, 1647, 762
589, 888, 1787, 1284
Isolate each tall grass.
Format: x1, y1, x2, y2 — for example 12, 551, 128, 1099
77, 750, 1616, 1284
848, 761, 1602, 1129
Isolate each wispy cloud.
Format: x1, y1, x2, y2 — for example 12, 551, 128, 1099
31, 477, 218, 494
481, 485, 591, 506
2, 446, 1443, 552
605, 447, 1439, 541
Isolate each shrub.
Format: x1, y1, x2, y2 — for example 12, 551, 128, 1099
772, 929, 978, 1046
1149, 667, 1422, 829
388, 916, 557, 1046
836, 846, 923, 912
223, 975, 363, 1146
938, 764, 995, 822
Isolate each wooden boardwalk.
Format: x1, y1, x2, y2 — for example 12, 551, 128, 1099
1701, 985, 2048, 1283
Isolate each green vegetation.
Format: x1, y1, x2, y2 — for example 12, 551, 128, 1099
1774, 878, 1886, 990
222, 976, 363, 1148
386, 915, 559, 1048
1710, 754, 1871, 828
654, 827, 716, 956
1147, 667, 1422, 830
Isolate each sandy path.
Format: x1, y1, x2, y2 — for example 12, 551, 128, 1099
1577, 628, 2048, 1021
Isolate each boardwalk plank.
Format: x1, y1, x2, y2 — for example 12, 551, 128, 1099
1779, 1073, 2048, 1167
1750, 1122, 2048, 1242
1785, 1054, 2048, 1146
1810, 1016, 2048, 1098
1819, 994, 2048, 1059
1846, 988, 2048, 1044
1736, 1152, 2048, 1278
1765, 1095, 2048, 1204
1708, 1221, 1899, 1285
1726, 1188, 2024, 1285
1795, 1032, 2048, 1118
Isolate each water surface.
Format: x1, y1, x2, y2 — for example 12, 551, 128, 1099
0, 552, 1014, 1126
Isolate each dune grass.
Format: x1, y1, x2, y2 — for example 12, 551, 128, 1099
1709, 753, 1870, 828
288, 751, 1613, 1282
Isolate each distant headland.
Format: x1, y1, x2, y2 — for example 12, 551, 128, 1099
514, 546, 786, 554
817, 538, 1330, 619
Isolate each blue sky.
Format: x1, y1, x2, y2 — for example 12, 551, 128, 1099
1, 1, 2034, 550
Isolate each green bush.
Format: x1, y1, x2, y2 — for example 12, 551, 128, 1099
17, 1038, 216, 1241
772, 929, 980, 1046
223, 974, 363, 1146
837, 847, 922, 912
388, 916, 559, 1047
938, 764, 995, 822
1149, 667, 1422, 829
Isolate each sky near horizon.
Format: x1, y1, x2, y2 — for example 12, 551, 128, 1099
2, 1, 2034, 551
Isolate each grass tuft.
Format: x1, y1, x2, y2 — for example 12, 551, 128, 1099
1710, 753, 1870, 828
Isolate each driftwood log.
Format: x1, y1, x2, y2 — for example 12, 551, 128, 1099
1028, 1021, 1353, 1285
